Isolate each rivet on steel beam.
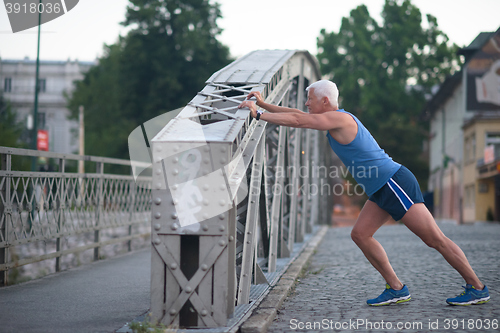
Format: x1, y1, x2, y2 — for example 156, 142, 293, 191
203, 199, 209, 206
155, 168, 162, 175
221, 147, 227, 153
219, 240, 226, 247
170, 263, 178, 270
203, 184, 210, 191
172, 199, 178, 205
185, 286, 192, 293
154, 224, 161, 231
172, 169, 179, 175
219, 214, 225, 220
219, 225, 225, 232
172, 157, 179, 164
154, 198, 161, 205
202, 213, 209, 220
202, 224, 209, 231
172, 185, 178, 191
220, 158, 227, 164
154, 212, 161, 219
219, 184, 226, 191
219, 200, 226, 206
201, 264, 208, 271
156, 183, 162, 189
229, 236, 234, 242
171, 213, 178, 220
171, 223, 178, 230
201, 310, 208, 317
154, 238, 161, 245
169, 309, 177, 315
173, 145, 180, 152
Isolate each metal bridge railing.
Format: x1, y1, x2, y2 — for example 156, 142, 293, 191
141, 50, 335, 329
0, 147, 152, 286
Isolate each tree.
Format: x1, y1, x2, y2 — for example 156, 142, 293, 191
0, 94, 24, 148
317, 0, 460, 188
68, 0, 231, 159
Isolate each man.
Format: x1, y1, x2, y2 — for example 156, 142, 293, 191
238, 79, 490, 306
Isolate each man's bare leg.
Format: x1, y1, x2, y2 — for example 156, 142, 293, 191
351, 200, 404, 290
401, 203, 484, 290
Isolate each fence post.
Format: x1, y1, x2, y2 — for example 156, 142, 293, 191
0, 152, 11, 286
55, 158, 65, 272
128, 168, 136, 252
94, 161, 104, 261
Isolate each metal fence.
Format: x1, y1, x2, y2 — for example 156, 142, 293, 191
0, 147, 152, 286
144, 50, 335, 328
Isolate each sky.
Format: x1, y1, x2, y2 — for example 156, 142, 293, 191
0, 0, 499, 62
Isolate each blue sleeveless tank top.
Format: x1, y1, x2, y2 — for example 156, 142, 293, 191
326, 110, 400, 196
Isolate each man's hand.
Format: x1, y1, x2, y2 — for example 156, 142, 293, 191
246, 91, 264, 106
238, 100, 258, 118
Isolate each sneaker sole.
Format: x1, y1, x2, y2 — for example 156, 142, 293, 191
368, 295, 411, 306
447, 297, 490, 306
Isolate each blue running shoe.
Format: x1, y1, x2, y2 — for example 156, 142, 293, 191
367, 284, 411, 306
446, 284, 490, 306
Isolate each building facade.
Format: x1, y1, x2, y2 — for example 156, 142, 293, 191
0, 58, 94, 154
426, 27, 500, 223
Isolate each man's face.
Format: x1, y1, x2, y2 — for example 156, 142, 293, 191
305, 88, 323, 114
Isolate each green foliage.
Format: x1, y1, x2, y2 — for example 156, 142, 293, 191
68, 0, 231, 159
129, 313, 175, 333
0, 94, 24, 148
317, 0, 461, 188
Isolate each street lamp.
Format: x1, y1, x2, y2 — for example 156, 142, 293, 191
31, 0, 42, 171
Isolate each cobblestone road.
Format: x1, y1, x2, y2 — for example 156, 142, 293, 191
269, 222, 500, 332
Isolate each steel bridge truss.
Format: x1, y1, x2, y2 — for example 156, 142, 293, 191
148, 50, 331, 328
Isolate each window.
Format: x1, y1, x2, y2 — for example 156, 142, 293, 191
4, 77, 12, 92
471, 134, 476, 163
37, 112, 46, 129
465, 185, 475, 208
465, 134, 477, 164
486, 132, 500, 159
38, 79, 46, 93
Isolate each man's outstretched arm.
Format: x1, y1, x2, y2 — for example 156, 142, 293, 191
238, 100, 342, 132
246, 91, 304, 114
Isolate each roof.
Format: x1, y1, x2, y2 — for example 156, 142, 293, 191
422, 27, 500, 119
457, 31, 496, 62
422, 71, 462, 120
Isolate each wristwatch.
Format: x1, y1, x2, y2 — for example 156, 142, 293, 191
256, 110, 263, 120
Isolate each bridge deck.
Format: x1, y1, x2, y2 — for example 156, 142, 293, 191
0, 248, 151, 333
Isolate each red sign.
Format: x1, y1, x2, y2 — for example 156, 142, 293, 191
37, 130, 49, 151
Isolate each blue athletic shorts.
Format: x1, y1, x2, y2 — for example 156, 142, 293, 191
368, 166, 424, 221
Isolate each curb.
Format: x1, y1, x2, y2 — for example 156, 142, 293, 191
240, 226, 329, 333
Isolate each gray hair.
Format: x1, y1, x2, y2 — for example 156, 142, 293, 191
306, 80, 339, 107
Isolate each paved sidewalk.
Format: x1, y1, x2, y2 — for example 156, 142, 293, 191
0, 248, 151, 333
268, 222, 500, 332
